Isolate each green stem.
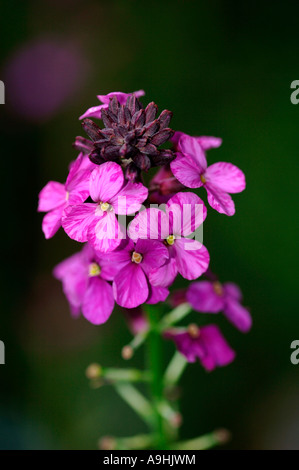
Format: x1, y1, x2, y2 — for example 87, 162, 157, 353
169, 428, 231, 450
129, 328, 149, 350
115, 433, 158, 450
145, 305, 166, 449
159, 303, 191, 331
163, 351, 187, 387
114, 383, 155, 428
102, 367, 151, 383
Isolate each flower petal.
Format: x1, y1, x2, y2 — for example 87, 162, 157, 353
224, 282, 243, 301
166, 192, 207, 237
110, 182, 148, 215
205, 162, 246, 194
89, 249, 122, 281
174, 239, 210, 280
97, 90, 145, 105
82, 277, 114, 325
224, 299, 252, 333
65, 153, 84, 187
198, 325, 236, 371
172, 132, 222, 152
178, 134, 207, 170
38, 181, 66, 212
195, 136, 222, 150
132, 89, 145, 99
128, 208, 169, 241
164, 325, 235, 370
135, 239, 169, 273
187, 281, 224, 313
146, 285, 169, 304
89, 162, 124, 203
62, 203, 97, 242
163, 330, 199, 363
171, 131, 185, 147
80, 90, 146, 119
113, 264, 149, 308
42, 207, 64, 239
101, 239, 133, 276
206, 184, 235, 216
149, 257, 178, 288
54, 251, 85, 280
170, 153, 203, 189
68, 178, 90, 205
66, 157, 91, 200
89, 211, 124, 253
53, 251, 87, 317
79, 104, 106, 120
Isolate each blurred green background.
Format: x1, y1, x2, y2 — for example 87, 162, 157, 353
0, 0, 298, 449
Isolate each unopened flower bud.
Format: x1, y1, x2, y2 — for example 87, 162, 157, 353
73, 136, 93, 154
171, 412, 183, 428
214, 428, 231, 445
124, 162, 141, 183
122, 345, 134, 360
85, 363, 102, 380
149, 164, 184, 204
99, 436, 116, 450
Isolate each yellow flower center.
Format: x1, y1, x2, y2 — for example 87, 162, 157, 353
188, 324, 200, 339
131, 252, 143, 264
166, 235, 175, 245
65, 191, 70, 201
100, 202, 110, 211
200, 174, 206, 184
88, 262, 101, 277
213, 281, 223, 296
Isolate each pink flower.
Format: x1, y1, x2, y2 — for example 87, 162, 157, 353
38, 153, 91, 239
164, 325, 235, 371
68, 153, 96, 173
149, 164, 184, 204
171, 131, 222, 151
62, 162, 148, 252
79, 90, 145, 120
107, 239, 169, 308
170, 134, 246, 216
187, 280, 252, 333
53, 244, 117, 325
128, 192, 210, 286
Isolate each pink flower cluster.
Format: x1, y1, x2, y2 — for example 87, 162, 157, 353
38, 90, 250, 371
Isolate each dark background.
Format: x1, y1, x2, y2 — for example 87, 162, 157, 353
0, 0, 298, 449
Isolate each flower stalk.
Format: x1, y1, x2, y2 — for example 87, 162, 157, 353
159, 302, 192, 331
169, 428, 231, 450
114, 383, 155, 428
145, 304, 167, 449
163, 351, 188, 387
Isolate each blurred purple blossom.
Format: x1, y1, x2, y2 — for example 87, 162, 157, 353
4, 36, 89, 122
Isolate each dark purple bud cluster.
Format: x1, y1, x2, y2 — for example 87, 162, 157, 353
74, 95, 175, 181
